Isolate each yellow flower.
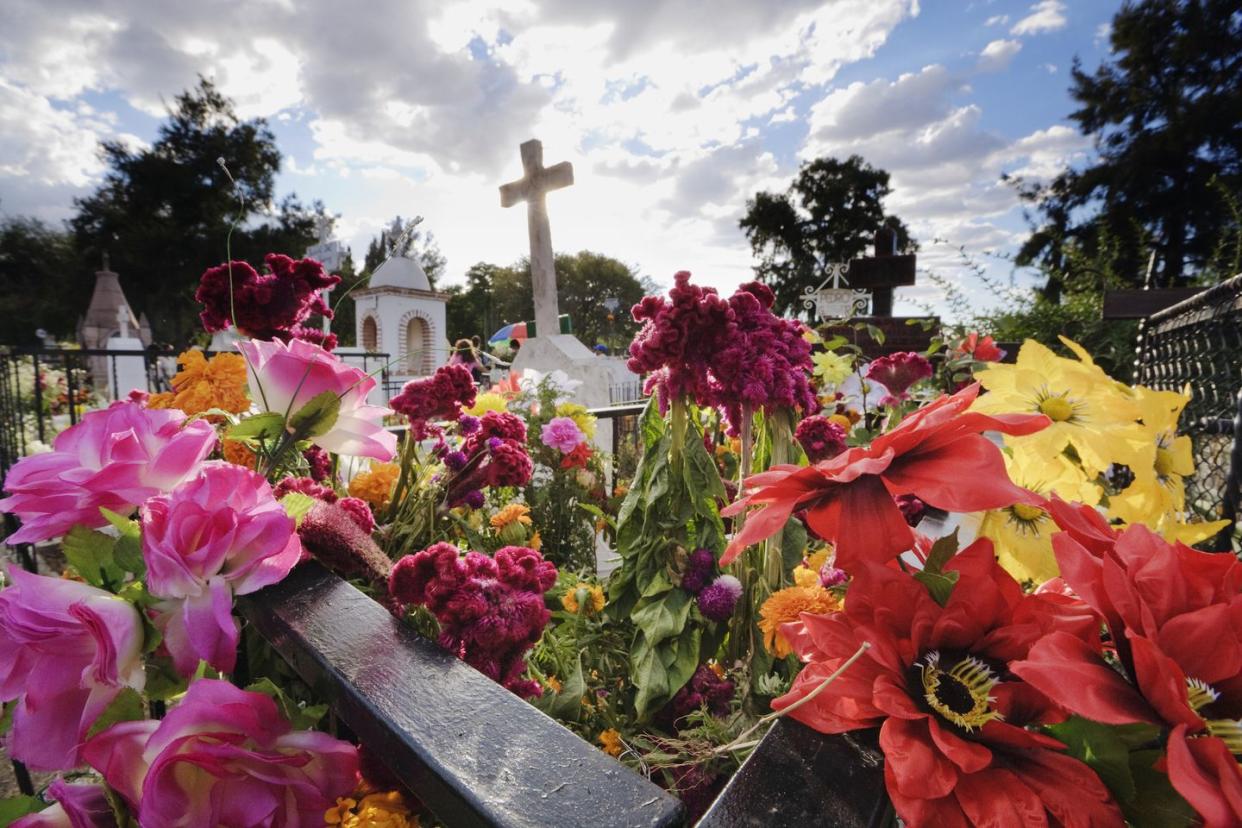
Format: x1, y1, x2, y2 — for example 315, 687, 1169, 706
467, 392, 508, 416
562, 583, 606, 615
758, 585, 839, 658
827, 413, 853, 431
598, 728, 624, 757
221, 438, 256, 470
979, 450, 1101, 585
1149, 514, 1232, 546
348, 463, 400, 511
614, 483, 629, 498
529, 531, 542, 551
490, 503, 533, 530
972, 338, 1146, 474
792, 548, 831, 588
812, 350, 853, 387
802, 328, 822, 345
163, 350, 250, 417
325, 791, 418, 828
555, 402, 597, 440
146, 391, 175, 409
545, 675, 563, 693
1108, 386, 1195, 526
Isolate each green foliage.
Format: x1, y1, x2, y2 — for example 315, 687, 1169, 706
287, 390, 341, 438
740, 155, 915, 317
914, 528, 960, 606
245, 677, 329, 731
226, 412, 285, 441
0, 216, 80, 344
85, 687, 146, 739
62, 525, 126, 589
0, 795, 43, 826
280, 492, 317, 526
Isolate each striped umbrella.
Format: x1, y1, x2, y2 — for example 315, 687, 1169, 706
488, 322, 528, 344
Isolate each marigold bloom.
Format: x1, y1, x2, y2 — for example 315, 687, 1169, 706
758, 584, 839, 658
562, 582, 606, 615
325, 790, 418, 828
722, 383, 1047, 570
349, 462, 400, 511
222, 437, 257, 469
774, 540, 1120, 826
598, 728, 624, 757
163, 349, 250, 416
490, 503, 533, 529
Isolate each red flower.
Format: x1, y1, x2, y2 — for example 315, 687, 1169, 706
956, 333, 1005, 362
720, 383, 1047, 569
771, 540, 1120, 826
864, 351, 933, 404
1011, 508, 1242, 824
560, 442, 592, 470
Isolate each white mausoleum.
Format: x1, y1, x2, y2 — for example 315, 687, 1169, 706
347, 254, 448, 396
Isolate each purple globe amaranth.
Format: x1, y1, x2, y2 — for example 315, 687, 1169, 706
697, 575, 743, 622
681, 548, 717, 594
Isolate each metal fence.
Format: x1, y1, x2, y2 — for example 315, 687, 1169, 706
1134, 273, 1242, 551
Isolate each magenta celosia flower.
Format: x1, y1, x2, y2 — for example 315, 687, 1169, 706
298, 501, 392, 604
274, 475, 338, 503
238, 338, 396, 461
0, 569, 145, 770
0, 402, 216, 544
10, 779, 114, 827
697, 575, 742, 622
195, 254, 340, 347
863, 352, 933, 405
389, 543, 557, 698
485, 441, 533, 488
894, 493, 926, 527
474, 411, 527, 445
303, 445, 332, 482
681, 548, 717, 594
84, 679, 358, 828
819, 563, 849, 588
143, 462, 302, 675
666, 663, 736, 725
337, 496, 376, 534
794, 415, 847, 462
389, 364, 477, 437
540, 416, 585, 453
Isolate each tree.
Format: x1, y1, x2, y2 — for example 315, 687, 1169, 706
1016, 0, 1242, 290
71, 78, 321, 342
740, 156, 914, 317
362, 216, 445, 287
0, 217, 79, 342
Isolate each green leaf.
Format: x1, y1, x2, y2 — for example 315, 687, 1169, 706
288, 390, 341, 438
226, 412, 286, 441
631, 589, 693, 642
244, 677, 329, 730
0, 701, 13, 737
144, 659, 188, 702
923, 528, 960, 574
864, 323, 886, 345
914, 569, 959, 606
99, 507, 144, 577
0, 795, 43, 826
531, 653, 586, 722
62, 525, 121, 588
1046, 716, 1137, 804
1125, 748, 1197, 828
781, 518, 809, 573
280, 492, 317, 526
86, 687, 145, 739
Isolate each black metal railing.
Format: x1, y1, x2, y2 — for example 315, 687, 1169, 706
1134, 273, 1242, 550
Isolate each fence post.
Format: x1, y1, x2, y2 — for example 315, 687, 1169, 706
31, 352, 44, 443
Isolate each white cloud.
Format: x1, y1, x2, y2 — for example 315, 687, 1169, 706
984, 14, 1009, 27
976, 39, 1021, 73
1010, 1, 1067, 36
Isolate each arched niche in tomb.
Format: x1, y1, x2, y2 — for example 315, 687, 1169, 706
361, 315, 379, 351
349, 253, 447, 382
402, 312, 433, 375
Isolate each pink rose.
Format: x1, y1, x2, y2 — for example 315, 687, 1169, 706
142, 462, 302, 675
0, 402, 216, 544
0, 569, 145, 771
84, 679, 358, 828
238, 338, 396, 461
539, 416, 585, 453
11, 779, 114, 827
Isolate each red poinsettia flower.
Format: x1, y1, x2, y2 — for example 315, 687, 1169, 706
560, 442, 592, 470
720, 383, 1047, 569
772, 539, 1121, 826
1012, 506, 1242, 825
956, 333, 1005, 362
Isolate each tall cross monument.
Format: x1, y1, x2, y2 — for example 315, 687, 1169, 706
499, 139, 574, 338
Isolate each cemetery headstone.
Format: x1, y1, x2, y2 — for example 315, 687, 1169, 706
105, 305, 148, 401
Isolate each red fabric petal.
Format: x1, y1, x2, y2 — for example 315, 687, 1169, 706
1011, 631, 1157, 725
1003, 746, 1126, 827
817, 475, 914, 570
883, 434, 1040, 513
884, 763, 972, 828
954, 766, 1047, 828
1166, 725, 1242, 828
1127, 632, 1202, 729
878, 716, 959, 800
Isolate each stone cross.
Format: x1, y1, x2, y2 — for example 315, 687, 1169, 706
499, 139, 574, 338
116, 305, 131, 339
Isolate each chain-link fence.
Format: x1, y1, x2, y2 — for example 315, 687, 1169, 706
1135, 273, 1242, 551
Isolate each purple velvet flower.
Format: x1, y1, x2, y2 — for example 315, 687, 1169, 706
681, 548, 716, 594
463, 489, 486, 509
819, 563, 849, 588
697, 575, 742, 622
445, 450, 469, 471
459, 414, 480, 435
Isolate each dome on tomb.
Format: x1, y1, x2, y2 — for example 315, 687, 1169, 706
369, 255, 432, 292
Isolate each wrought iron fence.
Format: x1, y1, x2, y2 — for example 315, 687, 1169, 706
1134, 273, 1242, 551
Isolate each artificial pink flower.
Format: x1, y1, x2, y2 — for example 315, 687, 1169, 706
11, 779, 115, 827
0, 402, 216, 544
142, 462, 302, 675
0, 569, 145, 770
540, 416, 585, 453
238, 338, 396, 461
864, 352, 933, 405
84, 679, 358, 828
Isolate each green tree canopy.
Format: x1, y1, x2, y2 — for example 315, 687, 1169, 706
1014, 0, 1242, 294
71, 77, 323, 342
740, 155, 915, 317
0, 217, 79, 343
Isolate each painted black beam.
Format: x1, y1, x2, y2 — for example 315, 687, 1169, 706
698, 719, 888, 828
238, 562, 683, 828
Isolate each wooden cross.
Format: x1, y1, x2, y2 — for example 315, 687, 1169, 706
844, 227, 916, 317
499, 139, 574, 338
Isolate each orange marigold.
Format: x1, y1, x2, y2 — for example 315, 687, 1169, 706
758, 585, 840, 658
598, 728, 624, 757
221, 438, 257, 470
162, 350, 249, 416
349, 463, 400, 511
489, 503, 532, 529
324, 789, 418, 827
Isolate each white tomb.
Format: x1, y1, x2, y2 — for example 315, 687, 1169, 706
105, 306, 148, 401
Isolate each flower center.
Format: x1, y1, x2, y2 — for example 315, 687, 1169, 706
919, 651, 1003, 731
1205, 719, 1242, 756
1011, 503, 1045, 522
1154, 447, 1176, 478
1187, 678, 1220, 712
1038, 396, 1074, 422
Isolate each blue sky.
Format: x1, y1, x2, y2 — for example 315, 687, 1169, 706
0, 0, 1119, 317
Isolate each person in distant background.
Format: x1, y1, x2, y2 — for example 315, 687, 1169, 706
448, 338, 486, 383
593, 344, 609, 356
509, 338, 522, 355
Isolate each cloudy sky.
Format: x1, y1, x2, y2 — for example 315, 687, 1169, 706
0, 0, 1116, 316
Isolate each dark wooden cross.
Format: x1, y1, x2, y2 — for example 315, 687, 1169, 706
499, 139, 574, 338
845, 227, 917, 317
